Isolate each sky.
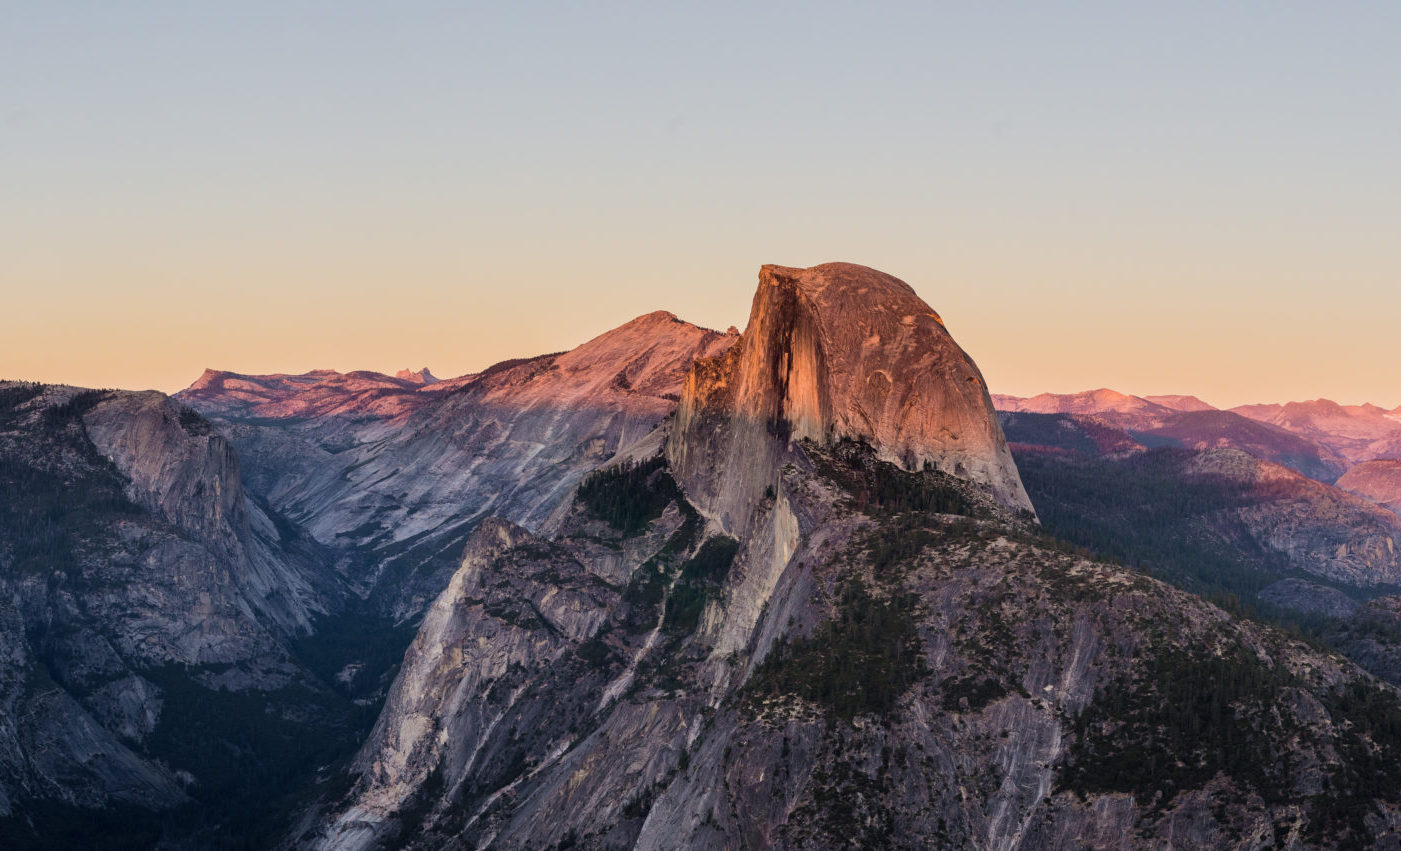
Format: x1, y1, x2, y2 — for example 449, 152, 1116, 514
2, 2, 1398, 408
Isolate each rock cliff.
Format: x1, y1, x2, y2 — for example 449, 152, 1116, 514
304, 265, 1401, 849
668, 263, 1032, 532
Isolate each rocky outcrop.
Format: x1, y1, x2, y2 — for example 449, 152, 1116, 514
82, 391, 329, 636
1258, 578, 1361, 619
311, 433, 1401, 850
669, 263, 1032, 531
395, 368, 439, 385
1338, 459, 1401, 517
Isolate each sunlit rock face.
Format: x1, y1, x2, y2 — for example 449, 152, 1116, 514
668, 262, 1032, 532
1338, 459, 1401, 517
180, 312, 738, 619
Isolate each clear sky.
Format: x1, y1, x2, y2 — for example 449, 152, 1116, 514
3, 2, 1398, 408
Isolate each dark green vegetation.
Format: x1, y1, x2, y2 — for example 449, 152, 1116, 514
746, 442, 986, 718
1059, 644, 1401, 843
809, 438, 974, 518
0, 803, 166, 851
0, 442, 140, 578
749, 580, 927, 718
662, 536, 740, 634
576, 457, 682, 536
1059, 648, 1293, 805
1013, 446, 1321, 609
292, 611, 419, 702
617, 489, 704, 635
135, 666, 365, 849
1315, 680, 1401, 839
999, 410, 1140, 455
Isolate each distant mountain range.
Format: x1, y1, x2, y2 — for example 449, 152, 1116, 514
995, 388, 1401, 486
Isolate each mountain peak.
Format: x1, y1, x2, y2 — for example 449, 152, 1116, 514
669, 262, 1032, 526
759, 262, 944, 325
394, 367, 439, 385
1143, 393, 1216, 412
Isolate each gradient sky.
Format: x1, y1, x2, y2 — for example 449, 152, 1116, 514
3, 3, 1398, 408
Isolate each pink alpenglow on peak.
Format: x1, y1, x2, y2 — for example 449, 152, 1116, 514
668, 262, 1033, 523
1230, 399, 1401, 463
395, 368, 439, 385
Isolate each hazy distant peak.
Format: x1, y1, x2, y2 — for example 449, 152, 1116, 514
1143, 394, 1216, 412
395, 367, 439, 385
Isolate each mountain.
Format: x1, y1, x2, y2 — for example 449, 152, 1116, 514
1002, 411, 1401, 705
995, 393, 1347, 482
1004, 412, 1401, 588
1132, 409, 1347, 482
0, 383, 375, 846
1142, 393, 1215, 412
394, 369, 439, 386
993, 388, 1183, 430
1338, 459, 1401, 517
305, 264, 1401, 849
178, 312, 737, 619
1231, 399, 1401, 465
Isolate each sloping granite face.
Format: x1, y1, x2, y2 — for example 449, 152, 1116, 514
669, 262, 1032, 533
82, 390, 330, 636
1180, 449, 1401, 587
179, 312, 737, 620
308, 441, 1401, 850
1339, 459, 1401, 517
0, 383, 355, 837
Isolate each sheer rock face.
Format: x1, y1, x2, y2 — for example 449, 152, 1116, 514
668, 263, 1032, 532
82, 391, 328, 635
